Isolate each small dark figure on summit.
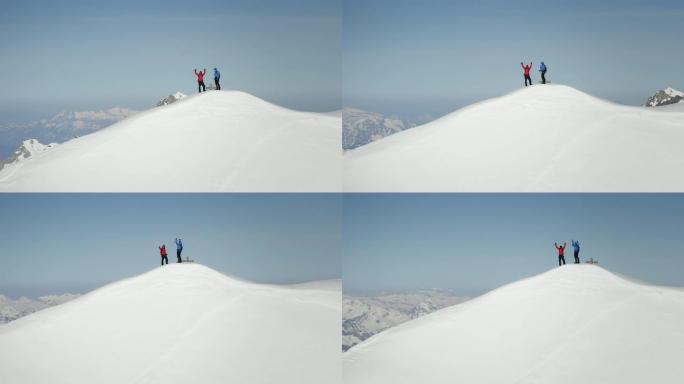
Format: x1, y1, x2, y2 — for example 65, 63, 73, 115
213, 68, 221, 90
539, 62, 548, 84
521, 62, 533, 86
555, 242, 566, 266
159, 244, 168, 266
175, 238, 183, 263
194, 68, 206, 93
572, 240, 580, 264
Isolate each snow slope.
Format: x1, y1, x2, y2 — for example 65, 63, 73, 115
343, 265, 684, 384
0, 264, 341, 384
0, 91, 341, 192
344, 85, 684, 192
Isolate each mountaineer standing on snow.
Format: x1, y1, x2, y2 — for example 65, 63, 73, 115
194, 68, 206, 93
213, 68, 221, 90
539, 61, 547, 84
555, 242, 566, 266
572, 240, 580, 264
521, 62, 533, 86
175, 238, 183, 263
159, 244, 168, 266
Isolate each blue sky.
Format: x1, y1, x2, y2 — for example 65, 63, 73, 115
344, 194, 684, 296
343, 0, 684, 122
0, 194, 341, 298
0, 0, 340, 122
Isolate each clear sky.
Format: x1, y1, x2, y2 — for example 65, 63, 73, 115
0, 194, 341, 298
0, 0, 340, 122
343, 0, 684, 122
343, 194, 684, 296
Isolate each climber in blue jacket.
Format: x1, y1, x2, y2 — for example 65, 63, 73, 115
175, 238, 183, 263
539, 62, 548, 84
572, 239, 580, 264
213, 68, 221, 90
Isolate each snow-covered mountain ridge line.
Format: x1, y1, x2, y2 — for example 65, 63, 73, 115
343, 265, 684, 384
0, 263, 341, 384
0, 90, 342, 192
344, 84, 684, 192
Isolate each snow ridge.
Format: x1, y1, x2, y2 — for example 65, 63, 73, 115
0, 90, 342, 192
343, 265, 684, 384
0, 263, 341, 384
344, 84, 684, 192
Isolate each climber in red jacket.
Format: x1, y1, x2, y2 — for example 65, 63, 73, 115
521, 62, 533, 87
159, 244, 168, 266
194, 68, 206, 93
554, 242, 566, 266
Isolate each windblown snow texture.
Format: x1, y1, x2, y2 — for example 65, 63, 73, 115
343, 265, 684, 384
344, 85, 684, 192
0, 264, 341, 384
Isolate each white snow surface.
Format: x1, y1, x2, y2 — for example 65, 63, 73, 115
0, 263, 341, 384
344, 84, 684, 192
663, 86, 684, 98
343, 265, 684, 384
0, 91, 341, 192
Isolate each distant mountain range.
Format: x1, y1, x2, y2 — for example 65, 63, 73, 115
157, 91, 188, 106
0, 293, 80, 324
644, 87, 684, 107
0, 91, 186, 170
343, 290, 469, 351
343, 108, 417, 150
0, 107, 138, 159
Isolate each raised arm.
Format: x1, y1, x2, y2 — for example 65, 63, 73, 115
194, 69, 198, 75
202, 69, 206, 75
521, 62, 525, 69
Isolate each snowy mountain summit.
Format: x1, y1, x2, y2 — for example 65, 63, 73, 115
0, 91, 341, 192
0, 139, 57, 171
344, 265, 684, 384
345, 84, 684, 192
157, 91, 187, 106
0, 263, 341, 384
644, 87, 684, 107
